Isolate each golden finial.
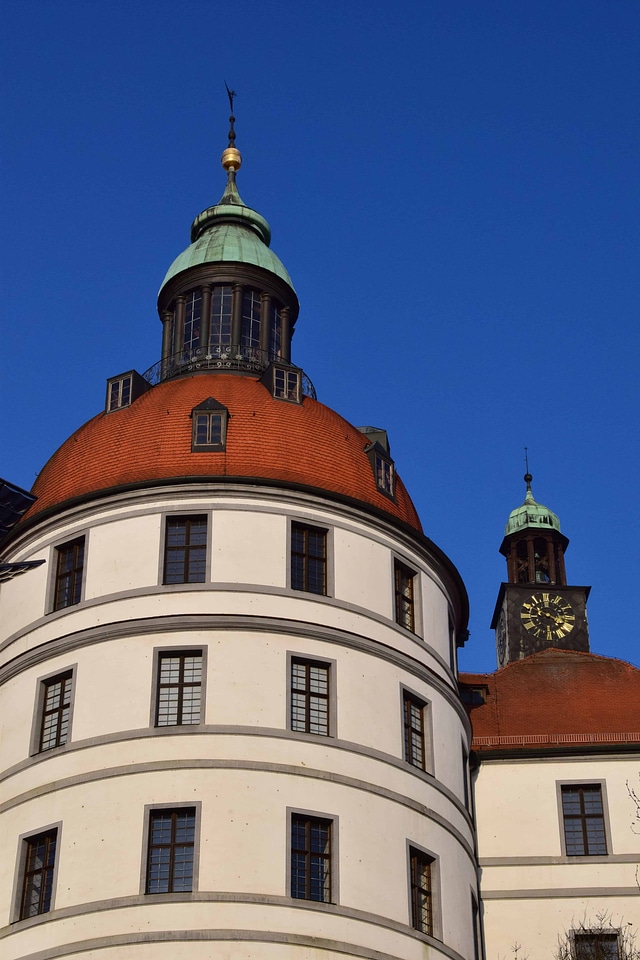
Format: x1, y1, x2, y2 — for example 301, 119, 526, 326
221, 82, 242, 172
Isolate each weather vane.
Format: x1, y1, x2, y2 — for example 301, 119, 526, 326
224, 82, 237, 146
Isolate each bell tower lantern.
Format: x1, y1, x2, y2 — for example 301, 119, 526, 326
491, 474, 591, 667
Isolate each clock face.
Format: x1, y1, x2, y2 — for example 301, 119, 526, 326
520, 592, 575, 642
497, 609, 507, 664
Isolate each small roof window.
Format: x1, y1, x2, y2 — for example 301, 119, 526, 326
105, 370, 150, 413
191, 398, 229, 452
260, 363, 303, 405
364, 441, 395, 500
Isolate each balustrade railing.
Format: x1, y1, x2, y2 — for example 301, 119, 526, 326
142, 346, 316, 399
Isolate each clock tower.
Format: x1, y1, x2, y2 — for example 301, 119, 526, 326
491, 474, 591, 666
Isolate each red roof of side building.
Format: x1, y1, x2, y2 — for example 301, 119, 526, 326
24, 374, 422, 531
460, 649, 640, 754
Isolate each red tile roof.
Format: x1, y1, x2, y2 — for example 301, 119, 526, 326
26, 374, 422, 530
460, 649, 640, 752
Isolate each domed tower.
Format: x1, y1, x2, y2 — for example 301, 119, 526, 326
0, 108, 479, 960
491, 473, 591, 666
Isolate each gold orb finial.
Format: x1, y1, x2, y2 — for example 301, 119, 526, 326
221, 146, 242, 171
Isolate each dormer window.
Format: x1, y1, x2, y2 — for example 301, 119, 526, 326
260, 363, 303, 404
191, 398, 228, 451
375, 453, 394, 496
274, 367, 301, 402
105, 370, 150, 413
363, 441, 395, 499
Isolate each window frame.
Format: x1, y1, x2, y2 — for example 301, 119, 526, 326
161, 514, 209, 586
190, 398, 229, 452
287, 808, 337, 904
49, 535, 86, 613
150, 647, 207, 729
30, 665, 77, 756
11, 822, 62, 923
406, 840, 440, 939
401, 687, 432, 773
557, 780, 612, 858
572, 930, 621, 959
289, 520, 330, 596
393, 557, 419, 633
140, 802, 201, 896
288, 653, 336, 738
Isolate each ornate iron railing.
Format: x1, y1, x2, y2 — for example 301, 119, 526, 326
142, 346, 316, 399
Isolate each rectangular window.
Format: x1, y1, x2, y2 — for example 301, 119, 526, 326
375, 453, 394, 496
209, 285, 233, 349
192, 412, 224, 449
395, 560, 416, 632
574, 933, 620, 959
240, 288, 261, 350
274, 368, 301, 402
291, 814, 331, 902
291, 659, 329, 736
146, 808, 196, 894
163, 516, 207, 584
39, 671, 73, 751
19, 829, 58, 920
107, 374, 132, 411
410, 847, 433, 935
291, 523, 327, 595
155, 651, 202, 726
561, 785, 608, 856
53, 537, 85, 611
403, 692, 426, 770
182, 290, 202, 355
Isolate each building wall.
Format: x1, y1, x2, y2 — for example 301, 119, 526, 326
475, 754, 640, 958
0, 484, 478, 960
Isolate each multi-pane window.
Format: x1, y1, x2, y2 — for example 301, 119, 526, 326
561, 785, 608, 855
163, 517, 207, 584
146, 808, 196, 894
192, 412, 224, 449
209, 285, 232, 349
156, 652, 202, 726
403, 692, 425, 770
53, 538, 85, 611
269, 302, 282, 359
291, 814, 331, 902
375, 453, 394, 496
410, 847, 433, 935
183, 290, 202, 354
291, 659, 329, 736
20, 830, 57, 919
574, 933, 620, 959
39, 672, 73, 751
291, 523, 327, 595
394, 560, 416, 632
274, 368, 301, 402
240, 288, 261, 349
107, 374, 132, 411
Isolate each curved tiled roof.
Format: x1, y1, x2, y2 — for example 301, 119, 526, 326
461, 649, 640, 751
26, 374, 422, 530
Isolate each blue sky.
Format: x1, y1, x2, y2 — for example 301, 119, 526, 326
2, 0, 639, 672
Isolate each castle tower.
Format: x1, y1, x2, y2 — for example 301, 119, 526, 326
491, 473, 591, 666
0, 111, 480, 959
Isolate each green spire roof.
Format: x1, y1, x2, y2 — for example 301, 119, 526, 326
159, 121, 294, 295
504, 474, 561, 536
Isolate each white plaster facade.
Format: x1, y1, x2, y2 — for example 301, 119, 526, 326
474, 753, 640, 959
0, 482, 479, 960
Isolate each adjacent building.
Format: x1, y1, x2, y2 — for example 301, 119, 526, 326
461, 480, 640, 958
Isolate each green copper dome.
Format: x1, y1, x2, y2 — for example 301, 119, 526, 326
504, 475, 561, 536
159, 174, 294, 293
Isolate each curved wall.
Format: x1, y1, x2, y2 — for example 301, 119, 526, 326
0, 483, 478, 960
